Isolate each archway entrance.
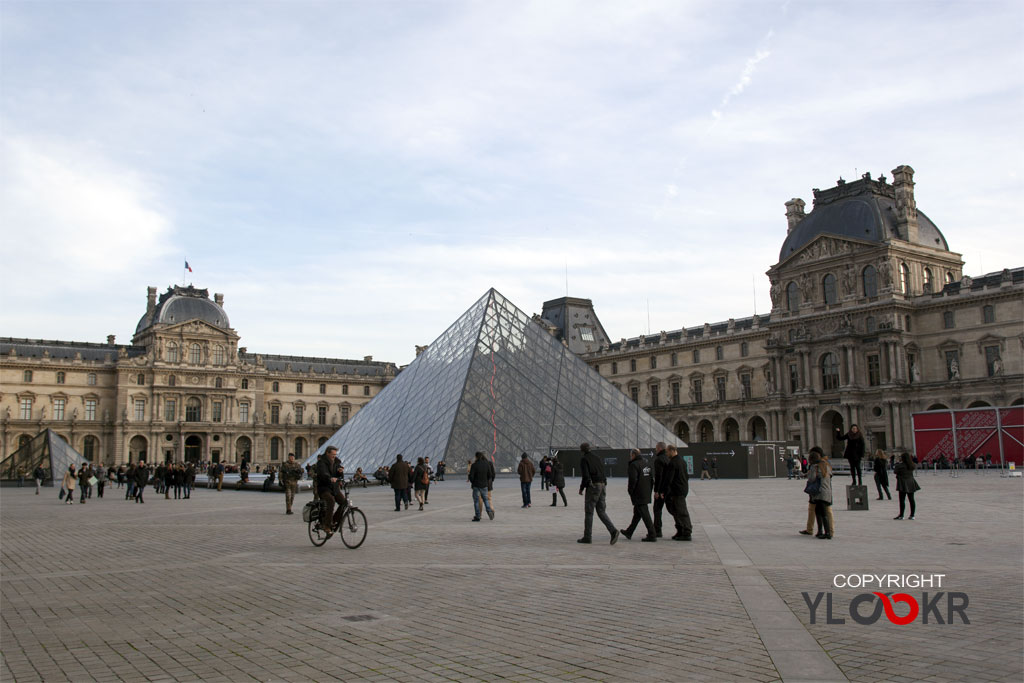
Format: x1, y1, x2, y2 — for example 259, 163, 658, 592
820, 410, 844, 459
184, 435, 202, 464
698, 420, 714, 442
722, 418, 739, 441
236, 436, 252, 467
129, 435, 148, 464
675, 421, 690, 443
748, 416, 767, 441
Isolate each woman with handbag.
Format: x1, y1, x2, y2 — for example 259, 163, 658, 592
61, 465, 77, 505
804, 447, 833, 539
893, 452, 920, 520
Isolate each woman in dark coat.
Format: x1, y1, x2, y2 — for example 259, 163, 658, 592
835, 424, 866, 486
893, 452, 920, 520
806, 448, 833, 539
413, 457, 428, 511
872, 449, 891, 500
550, 455, 567, 507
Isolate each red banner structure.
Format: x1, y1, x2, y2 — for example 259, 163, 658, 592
912, 406, 1024, 466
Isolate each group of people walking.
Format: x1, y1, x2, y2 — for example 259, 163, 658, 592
54, 461, 198, 505
801, 424, 922, 539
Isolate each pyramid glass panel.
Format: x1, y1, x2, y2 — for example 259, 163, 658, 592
0, 429, 89, 483
304, 289, 682, 472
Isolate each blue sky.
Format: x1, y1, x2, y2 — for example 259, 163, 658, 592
2, 0, 1021, 365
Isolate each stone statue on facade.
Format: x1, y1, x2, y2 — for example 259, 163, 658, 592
949, 359, 960, 380
911, 364, 921, 384
993, 357, 1003, 376
841, 265, 855, 296
799, 273, 814, 302
769, 281, 782, 309
879, 259, 893, 288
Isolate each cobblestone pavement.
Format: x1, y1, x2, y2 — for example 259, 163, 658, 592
1, 470, 1021, 682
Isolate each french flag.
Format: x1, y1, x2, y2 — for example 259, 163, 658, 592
185, 260, 193, 273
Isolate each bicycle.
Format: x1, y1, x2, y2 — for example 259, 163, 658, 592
304, 482, 367, 549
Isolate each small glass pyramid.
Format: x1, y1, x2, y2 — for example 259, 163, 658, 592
0, 429, 90, 483
305, 289, 680, 472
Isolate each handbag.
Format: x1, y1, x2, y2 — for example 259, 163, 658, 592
803, 478, 820, 496
59, 488, 65, 500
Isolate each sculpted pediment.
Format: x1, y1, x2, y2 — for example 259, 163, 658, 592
161, 320, 236, 339
790, 235, 867, 265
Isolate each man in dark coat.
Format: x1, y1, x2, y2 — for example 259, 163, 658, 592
468, 452, 495, 521
517, 453, 535, 508
388, 454, 412, 511
620, 449, 656, 541
651, 442, 669, 538
577, 443, 619, 545
316, 447, 346, 533
133, 461, 149, 503
660, 445, 692, 541
836, 425, 866, 486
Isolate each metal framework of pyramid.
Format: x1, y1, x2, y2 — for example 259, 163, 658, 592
0, 429, 89, 483
305, 288, 679, 472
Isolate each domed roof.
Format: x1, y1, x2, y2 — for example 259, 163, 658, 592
778, 176, 948, 262
135, 286, 230, 334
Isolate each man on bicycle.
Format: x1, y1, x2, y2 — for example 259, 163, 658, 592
316, 447, 347, 535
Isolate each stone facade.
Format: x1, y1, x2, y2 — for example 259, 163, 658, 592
580, 167, 1024, 457
0, 285, 397, 465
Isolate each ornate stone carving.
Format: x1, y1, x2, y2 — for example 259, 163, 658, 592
798, 273, 814, 302
769, 281, 782, 309
796, 237, 854, 263
878, 259, 893, 289
841, 265, 855, 296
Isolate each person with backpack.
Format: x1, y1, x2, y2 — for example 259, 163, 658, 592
33, 464, 45, 494
413, 457, 429, 511
620, 449, 656, 542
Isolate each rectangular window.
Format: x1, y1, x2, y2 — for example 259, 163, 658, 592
239, 403, 249, 423
985, 346, 1001, 377
296, 383, 303, 393
53, 398, 65, 421
363, 386, 370, 396
87, 373, 96, 386
294, 404, 304, 424
629, 359, 637, 373
579, 326, 594, 342
716, 346, 723, 361
341, 405, 350, 423
945, 350, 960, 380
611, 361, 618, 375
165, 399, 176, 422
943, 311, 955, 329
693, 349, 700, 363
789, 363, 799, 393
56, 371, 65, 384
318, 406, 327, 425
649, 356, 657, 370
630, 386, 639, 403
212, 401, 223, 422
319, 383, 326, 394
741, 342, 749, 358
671, 352, 678, 366
19, 398, 32, 420
983, 305, 995, 324
716, 377, 726, 402
671, 382, 680, 405
271, 405, 280, 424
342, 385, 349, 395
650, 384, 659, 408
740, 373, 751, 399
134, 399, 145, 421
85, 399, 97, 421
875, 432, 887, 451
867, 354, 881, 386
693, 379, 703, 404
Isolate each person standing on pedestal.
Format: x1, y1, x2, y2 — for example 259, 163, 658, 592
836, 424, 865, 486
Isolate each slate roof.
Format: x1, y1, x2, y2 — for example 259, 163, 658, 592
135, 285, 230, 334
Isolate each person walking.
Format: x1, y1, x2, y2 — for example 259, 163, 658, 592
414, 457, 429, 511
517, 453, 535, 508
700, 458, 711, 480
436, 460, 446, 482
550, 454, 567, 506
95, 465, 106, 499
661, 445, 693, 541
423, 457, 432, 504
184, 462, 195, 499
315, 447, 346, 535
577, 443, 619, 545
61, 465, 77, 505
651, 442, 669, 538
216, 461, 225, 491
805, 447, 833, 539
133, 462, 149, 503
835, 424, 866, 486
34, 464, 45, 494
163, 463, 174, 499
468, 452, 495, 521
711, 457, 719, 479
280, 453, 303, 514
388, 454, 412, 511
78, 464, 91, 504
893, 452, 920, 520
124, 463, 135, 500
785, 454, 796, 480
872, 449, 892, 500
620, 449, 656, 542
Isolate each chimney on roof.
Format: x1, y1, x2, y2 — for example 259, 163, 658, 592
214, 293, 224, 306
364, 355, 373, 362
146, 286, 157, 318
785, 198, 806, 234
892, 165, 919, 243
107, 335, 116, 345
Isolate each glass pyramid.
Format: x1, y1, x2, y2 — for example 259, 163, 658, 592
304, 289, 681, 472
0, 429, 90, 483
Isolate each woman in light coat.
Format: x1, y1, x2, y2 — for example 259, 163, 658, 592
61, 465, 77, 505
806, 448, 833, 539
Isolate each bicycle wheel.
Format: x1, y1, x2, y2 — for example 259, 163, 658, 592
340, 507, 367, 549
308, 517, 329, 547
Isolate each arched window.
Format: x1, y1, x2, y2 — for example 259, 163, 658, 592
56, 371, 65, 384
189, 343, 201, 364
899, 262, 910, 294
786, 282, 800, 311
185, 398, 202, 422
215, 377, 223, 388
821, 353, 840, 391
822, 273, 837, 305
23, 370, 33, 382
212, 345, 225, 365
241, 378, 249, 389
167, 342, 179, 363
862, 265, 878, 298
137, 373, 145, 385
923, 268, 933, 292
945, 271, 954, 284
698, 420, 714, 442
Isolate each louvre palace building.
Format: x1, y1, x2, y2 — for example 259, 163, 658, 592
563, 165, 1022, 457
2, 164, 1022, 465
0, 286, 397, 465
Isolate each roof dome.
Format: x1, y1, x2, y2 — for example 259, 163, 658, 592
135, 286, 230, 334
778, 172, 948, 262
